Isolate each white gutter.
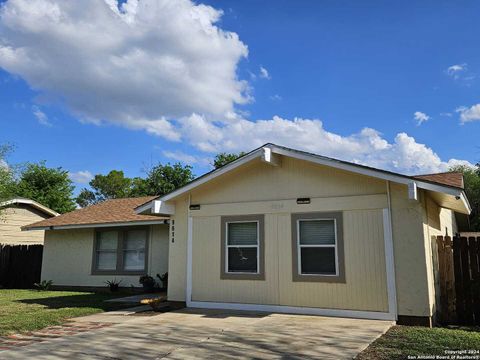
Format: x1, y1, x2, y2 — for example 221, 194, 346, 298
23, 219, 169, 231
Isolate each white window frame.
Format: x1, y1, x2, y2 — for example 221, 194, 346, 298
296, 218, 339, 276
225, 220, 260, 275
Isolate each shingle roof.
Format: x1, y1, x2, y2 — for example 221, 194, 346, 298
23, 196, 164, 230
413, 172, 464, 189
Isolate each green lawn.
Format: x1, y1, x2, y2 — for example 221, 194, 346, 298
0, 289, 132, 335
357, 325, 480, 360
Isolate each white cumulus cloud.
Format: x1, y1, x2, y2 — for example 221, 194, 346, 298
414, 111, 430, 126
457, 104, 480, 124
259, 66, 271, 79
32, 106, 51, 126
0, 0, 249, 130
174, 114, 473, 174
446, 63, 467, 78
69, 170, 93, 184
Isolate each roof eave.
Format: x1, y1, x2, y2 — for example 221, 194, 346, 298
154, 144, 467, 203
23, 219, 169, 231
0, 198, 59, 217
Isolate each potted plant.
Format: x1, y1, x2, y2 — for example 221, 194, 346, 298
156, 272, 168, 291
139, 275, 156, 293
105, 279, 122, 292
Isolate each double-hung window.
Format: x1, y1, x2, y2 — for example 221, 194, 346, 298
292, 212, 345, 283
226, 221, 259, 273
93, 227, 148, 275
221, 215, 265, 280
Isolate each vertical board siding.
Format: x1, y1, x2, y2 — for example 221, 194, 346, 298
192, 214, 280, 304
191, 209, 388, 312
278, 209, 388, 312
191, 157, 387, 205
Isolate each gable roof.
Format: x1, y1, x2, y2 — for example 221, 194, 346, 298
413, 172, 464, 189
1, 198, 59, 217
136, 143, 471, 215
24, 196, 167, 231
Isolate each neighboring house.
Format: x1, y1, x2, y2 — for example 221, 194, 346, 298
0, 198, 58, 245
24, 144, 471, 326
24, 197, 169, 288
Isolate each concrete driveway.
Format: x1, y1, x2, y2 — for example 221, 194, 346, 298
0, 308, 392, 359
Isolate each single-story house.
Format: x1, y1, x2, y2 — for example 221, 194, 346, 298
24, 144, 471, 326
0, 198, 58, 245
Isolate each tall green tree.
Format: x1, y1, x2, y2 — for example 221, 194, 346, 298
0, 144, 16, 212
213, 152, 246, 169
14, 162, 76, 214
76, 164, 194, 207
451, 164, 480, 231
77, 170, 133, 207
142, 163, 194, 196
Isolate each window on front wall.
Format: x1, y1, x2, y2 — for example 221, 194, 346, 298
220, 214, 265, 280
226, 221, 259, 273
291, 212, 345, 283
93, 227, 148, 274
96, 231, 118, 270
297, 219, 337, 275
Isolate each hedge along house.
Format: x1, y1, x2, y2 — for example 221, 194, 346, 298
135, 144, 470, 326
24, 197, 170, 289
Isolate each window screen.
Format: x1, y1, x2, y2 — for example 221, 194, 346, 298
298, 219, 337, 275
123, 230, 147, 271
96, 231, 118, 270
226, 221, 258, 273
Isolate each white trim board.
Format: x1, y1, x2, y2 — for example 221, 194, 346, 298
24, 219, 169, 231
187, 301, 396, 321
1, 198, 59, 217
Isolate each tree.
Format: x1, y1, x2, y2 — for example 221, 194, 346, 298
213, 152, 246, 169
0, 145, 16, 217
142, 163, 194, 196
451, 164, 480, 231
14, 162, 76, 214
76, 164, 195, 207
77, 170, 134, 207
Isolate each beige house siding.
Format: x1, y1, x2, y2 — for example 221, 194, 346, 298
167, 157, 404, 314
422, 193, 458, 320
166, 156, 457, 318
41, 224, 169, 287
389, 184, 433, 317
0, 205, 50, 245
167, 197, 189, 301
191, 208, 388, 312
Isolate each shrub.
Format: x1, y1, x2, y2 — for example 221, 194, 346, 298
34, 280, 53, 291
105, 279, 122, 292
139, 275, 156, 292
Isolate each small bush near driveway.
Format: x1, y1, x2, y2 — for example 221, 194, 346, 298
357, 325, 480, 360
0, 289, 132, 335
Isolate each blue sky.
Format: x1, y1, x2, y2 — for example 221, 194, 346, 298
0, 0, 479, 193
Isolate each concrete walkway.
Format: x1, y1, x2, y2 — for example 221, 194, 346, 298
0, 309, 392, 359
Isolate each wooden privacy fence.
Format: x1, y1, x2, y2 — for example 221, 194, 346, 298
437, 236, 480, 325
0, 244, 43, 289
